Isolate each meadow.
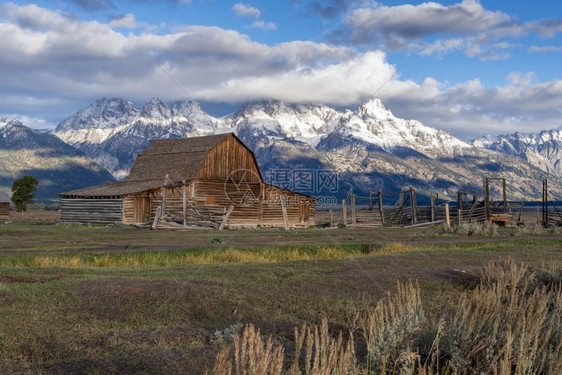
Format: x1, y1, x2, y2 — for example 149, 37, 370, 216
0, 211, 561, 374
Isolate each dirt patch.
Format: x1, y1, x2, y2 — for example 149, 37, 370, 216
42, 346, 218, 375
0, 274, 68, 283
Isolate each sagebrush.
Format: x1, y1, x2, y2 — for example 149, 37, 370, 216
211, 259, 562, 375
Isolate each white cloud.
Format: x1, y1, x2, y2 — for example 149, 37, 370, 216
507, 72, 537, 87
418, 38, 465, 56
527, 19, 562, 38
529, 45, 562, 53
249, 20, 277, 31
0, 3, 561, 140
233, 3, 261, 18
109, 13, 137, 29
339, 0, 554, 61
198, 50, 395, 105
345, 0, 511, 46
382, 75, 562, 139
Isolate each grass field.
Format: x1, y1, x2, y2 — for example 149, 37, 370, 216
0, 211, 561, 374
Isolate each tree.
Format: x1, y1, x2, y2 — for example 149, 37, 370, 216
11, 175, 39, 212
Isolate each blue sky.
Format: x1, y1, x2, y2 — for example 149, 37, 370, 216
1, 0, 561, 139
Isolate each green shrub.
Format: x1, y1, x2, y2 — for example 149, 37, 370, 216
212, 236, 226, 244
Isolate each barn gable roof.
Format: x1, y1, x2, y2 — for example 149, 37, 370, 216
59, 133, 264, 197
127, 132, 263, 181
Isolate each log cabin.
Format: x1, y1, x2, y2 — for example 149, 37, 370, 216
59, 133, 315, 228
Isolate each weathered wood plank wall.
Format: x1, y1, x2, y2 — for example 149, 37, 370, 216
60, 198, 123, 225
0, 202, 9, 217
198, 137, 262, 182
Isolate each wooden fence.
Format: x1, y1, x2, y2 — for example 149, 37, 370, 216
329, 183, 523, 228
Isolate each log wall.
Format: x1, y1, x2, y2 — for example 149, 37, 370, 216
0, 202, 9, 217
119, 180, 315, 228
62, 179, 315, 228
60, 198, 123, 225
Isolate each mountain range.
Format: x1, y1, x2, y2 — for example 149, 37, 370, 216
52, 97, 562, 202
0, 117, 115, 202
473, 130, 562, 179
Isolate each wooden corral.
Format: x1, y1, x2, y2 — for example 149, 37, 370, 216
542, 179, 562, 227
59, 133, 315, 228
332, 177, 524, 228
333, 188, 450, 228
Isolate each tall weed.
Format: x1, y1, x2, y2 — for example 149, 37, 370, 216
360, 280, 425, 374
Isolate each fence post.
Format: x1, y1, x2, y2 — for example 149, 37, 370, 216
378, 190, 384, 226
182, 180, 187, 227
445, 203, 450, 227
342, 199, 347, 226
484, 177, 491, 222
351, 194, 357, 226
280, 195, 289, 231
430, 195, 435, 222
409, 188, 417, 225
502, 178, 507, 213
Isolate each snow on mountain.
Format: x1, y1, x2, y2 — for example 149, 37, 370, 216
54, 98, 228, 179
330, 99, 470, 158
473, 129, 562, 177
223, 100, 341, 147
52, 97, 562, 200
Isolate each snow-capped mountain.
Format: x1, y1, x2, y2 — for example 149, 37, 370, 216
53, 98, 562, 200
473, 129, 562, 178
55, 98, 228, 179
0, 117, 114, 200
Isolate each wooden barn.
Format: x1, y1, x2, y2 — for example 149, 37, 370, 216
59, 133, 315, 228
0, 191, 10, 219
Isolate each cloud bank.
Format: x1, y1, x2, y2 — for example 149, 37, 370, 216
0, 2, 561, 139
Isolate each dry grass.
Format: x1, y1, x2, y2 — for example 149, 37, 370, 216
26, 246, 366, 268
210, 259, 562, 375
212, 318, 361, 375
33, 256, 83, 268
290, 318, 359, 375
374, 242, 411, 254
211, 324, 285, 375
441, 222, 499, 236
516, 224, 562, 236
360, 280, 425, 374
444, 259, 562, 374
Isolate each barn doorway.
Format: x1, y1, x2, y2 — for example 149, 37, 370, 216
134, 197, 151, 223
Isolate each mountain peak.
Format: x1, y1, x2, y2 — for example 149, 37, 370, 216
55, 97, 138, 131
0, 117, 22, 128
358, 98, 392, 118
140, 98, 171, 119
